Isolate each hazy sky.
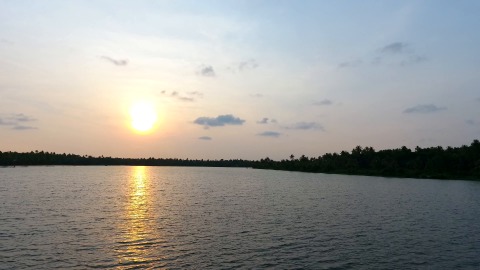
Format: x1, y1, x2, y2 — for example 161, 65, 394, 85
1, 0, 479, 160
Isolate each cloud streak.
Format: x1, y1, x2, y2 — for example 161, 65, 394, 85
256, 117, 277, 124
0, 113, 37, 130
338, 59, 362, 68
100, 56, 128, 66
160, 90, 203, 102
198, 136, 212, 140
194, 114, 245, 127
286, 122, 325, 131
339, 41, 427, 68
403, 104, 447, 114
313, 99, 333, 106
466, 119, 476, 126
380, 42, 410, 54
257, 131, 281, 138
378, 42, 427, 66
250, 93, 263, 98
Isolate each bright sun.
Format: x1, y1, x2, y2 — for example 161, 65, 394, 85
130, 101, 157, 133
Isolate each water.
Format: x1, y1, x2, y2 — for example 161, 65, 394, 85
1, 166, 479, 269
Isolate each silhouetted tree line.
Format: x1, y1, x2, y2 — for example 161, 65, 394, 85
252, 140, 480, 180
0, 150, 252, 168
2, 140, 480, 180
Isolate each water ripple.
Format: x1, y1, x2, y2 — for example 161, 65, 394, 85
1, 166, 480, 269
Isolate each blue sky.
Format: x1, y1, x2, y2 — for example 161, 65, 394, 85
0, 0, 479, 159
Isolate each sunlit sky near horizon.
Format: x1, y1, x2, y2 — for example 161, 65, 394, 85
1, 0, 479, 160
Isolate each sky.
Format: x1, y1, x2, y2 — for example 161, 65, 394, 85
0, 0, 479, 160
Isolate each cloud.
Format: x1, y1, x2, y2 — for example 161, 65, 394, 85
403, 104, 447, 114
0, 38, 12, 45
0, 113, 37, 130
238, 59, 258, 71
286, 122, 325, 131
100, 56, 128, 66
257, 131, 281, 138
313, 99, 333, 106
250, 93, 263, 98
188, 91, 203, 98
160, 90, 203, 102
194, 114, 245, 127
256, 117, 277, 124
380, 42, 410, 54
378, 42, 427, 65
466, 119, 476, 126
338, 59, 362, 68
257, 118, 269, 124
339, 42, 426, 67
405, 55, 427, 64
476, 97, 480, 102
198, 136, 212, 140
12, 125, 37, 130
227, 59, 259, 73
198, 65, 215, 77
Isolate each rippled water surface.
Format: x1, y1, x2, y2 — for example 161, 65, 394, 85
1, 166, 480, 269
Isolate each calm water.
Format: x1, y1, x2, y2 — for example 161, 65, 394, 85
1, 166, 479, 269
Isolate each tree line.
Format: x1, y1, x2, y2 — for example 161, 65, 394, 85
253, 140, 480, 180
0, 151, 252, 168
1, 140, 479, 180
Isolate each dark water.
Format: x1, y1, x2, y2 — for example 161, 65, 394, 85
1, 166, 479, 269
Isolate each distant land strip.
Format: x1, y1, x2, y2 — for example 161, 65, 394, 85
1, 139, 479, 180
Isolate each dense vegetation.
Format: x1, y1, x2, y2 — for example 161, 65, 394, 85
0, 151, 251, 168
253, 140, 480, 180
1, 140, 479, 180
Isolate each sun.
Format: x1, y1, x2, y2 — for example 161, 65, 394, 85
130, 101, 158, 133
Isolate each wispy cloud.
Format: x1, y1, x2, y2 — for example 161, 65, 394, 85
12, 125, 37, 130
403, 104, 447, 114
257, 118, 269, 124
339, 41, 427, 68
0, 38, 13, 45
286, 122, 325, 131
198, 136, 212, 140
250, 93, 264, 98
338, 59, 362, 68
257, 131, 281, 138
466, 119, 476, 126
380, 42, 410, 54
100, 56, 128, 66
197, 65, 215, 77
160, 90, 203, 102
313, 99, 333, 106
188, 91, 203, 98
194, 114, 245, 127
238, 59, 258, 71
178, 97, 194, 102
227, 59, 259, 73
256, 117, 277, 124
0, 113, 38, 130
377, 42, 427, 65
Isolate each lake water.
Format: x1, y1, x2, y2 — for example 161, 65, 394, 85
1, 166, 479, 269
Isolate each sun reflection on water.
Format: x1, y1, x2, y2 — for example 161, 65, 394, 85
116, 166, 158, 267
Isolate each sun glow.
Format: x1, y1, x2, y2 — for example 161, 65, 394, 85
130, 101, 158, 133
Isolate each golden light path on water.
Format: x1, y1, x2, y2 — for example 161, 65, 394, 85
116, 166, 161, 268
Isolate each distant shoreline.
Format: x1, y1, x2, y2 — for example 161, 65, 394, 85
1, 139, 479, 181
